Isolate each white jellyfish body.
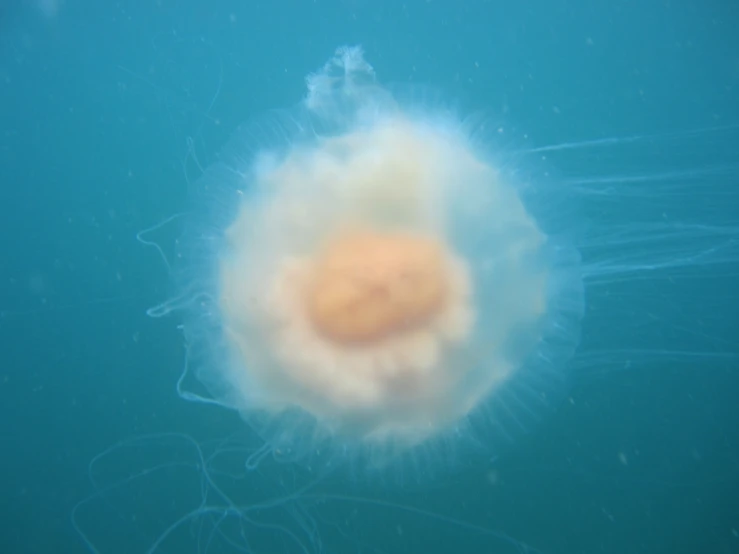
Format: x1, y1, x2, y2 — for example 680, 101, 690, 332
155, 46, 584, 469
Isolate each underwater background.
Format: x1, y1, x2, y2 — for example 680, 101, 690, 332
1, 1, 738, 553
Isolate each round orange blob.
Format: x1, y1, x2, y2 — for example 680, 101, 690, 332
305, 230, 449, 344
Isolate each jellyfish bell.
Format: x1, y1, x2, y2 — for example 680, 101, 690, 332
151, 45, 584, 473
218, 124, 580, 456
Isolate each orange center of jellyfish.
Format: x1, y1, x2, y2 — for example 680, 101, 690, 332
305, 230, 449, 344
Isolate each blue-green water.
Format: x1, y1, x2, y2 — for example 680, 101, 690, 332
1, 1, 738, 553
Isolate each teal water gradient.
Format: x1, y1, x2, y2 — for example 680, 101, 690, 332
1, 1, 737, 553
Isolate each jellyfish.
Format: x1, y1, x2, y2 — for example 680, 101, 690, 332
74, 44, 738, 554
146, 45, 586, 473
